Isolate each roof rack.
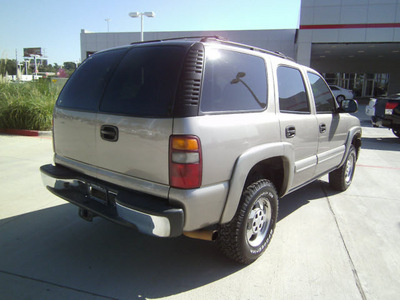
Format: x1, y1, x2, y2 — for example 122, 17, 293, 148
209, 38, 293, 60
130, 36, 293, 60
130, 35, 226, 45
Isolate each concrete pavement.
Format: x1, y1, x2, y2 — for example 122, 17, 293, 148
0, 106, 399, 299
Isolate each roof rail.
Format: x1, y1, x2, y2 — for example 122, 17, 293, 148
130, 35, 226, 45
130, 35, 293, 60
211, 39, 293, 60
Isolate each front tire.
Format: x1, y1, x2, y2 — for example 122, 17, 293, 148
337, 95, 345, 102
329, 145, 357, 191
217, 179, 278, 264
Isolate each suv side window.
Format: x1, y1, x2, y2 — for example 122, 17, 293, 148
277, 66, 310, 113
200, 49, 267, 113
57, 48, 127, 111
308, 72, 336, 113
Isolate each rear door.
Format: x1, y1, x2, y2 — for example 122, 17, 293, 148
276, 65, 318, 188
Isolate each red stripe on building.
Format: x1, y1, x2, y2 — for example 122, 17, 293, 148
300, 23, 400, 30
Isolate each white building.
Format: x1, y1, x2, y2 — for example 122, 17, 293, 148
80, 29, 297, 62
297, 0, 400, 96
80, 0, 400, 97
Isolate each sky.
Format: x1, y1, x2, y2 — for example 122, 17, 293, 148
0, 0, 301, 65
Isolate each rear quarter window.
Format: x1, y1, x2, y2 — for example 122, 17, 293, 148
200, 49, 267, 113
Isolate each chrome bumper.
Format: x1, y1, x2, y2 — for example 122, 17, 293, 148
40, 164, 184, 238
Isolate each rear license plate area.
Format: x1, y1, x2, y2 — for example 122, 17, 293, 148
87, 184, 116, 206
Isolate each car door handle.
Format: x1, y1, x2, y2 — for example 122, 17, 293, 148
319, 123, 327, 133
285, 126, 296, 138
100, 125, 119, 142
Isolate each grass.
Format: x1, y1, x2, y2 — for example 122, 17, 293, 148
0, 80, 60, 131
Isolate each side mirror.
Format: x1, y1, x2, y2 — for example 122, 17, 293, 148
339, 99, 358, 113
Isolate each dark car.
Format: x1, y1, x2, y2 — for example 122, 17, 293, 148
366, 93, 400, 137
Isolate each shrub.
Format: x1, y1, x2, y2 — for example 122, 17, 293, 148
0, 80, 59, 131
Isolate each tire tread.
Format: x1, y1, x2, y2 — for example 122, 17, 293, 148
217, 179, 278, 264
329, 145, 356, 191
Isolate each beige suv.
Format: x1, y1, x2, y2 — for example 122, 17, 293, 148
41, 37, 361, 264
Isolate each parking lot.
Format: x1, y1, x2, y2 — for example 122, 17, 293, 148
0, 106, 399, 300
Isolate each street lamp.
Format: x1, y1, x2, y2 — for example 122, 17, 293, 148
105, 18, 111, 32
129, 11, 155, 42
30, 54, 41, 77
24, 59, 29, 75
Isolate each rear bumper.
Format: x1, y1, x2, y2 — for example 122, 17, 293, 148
371, 116, 400, 129
40, 164, 184, 237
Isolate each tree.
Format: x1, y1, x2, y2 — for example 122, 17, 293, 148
0, 59, 17, 76
38, 64, 55, 73
63, 62, 76, 71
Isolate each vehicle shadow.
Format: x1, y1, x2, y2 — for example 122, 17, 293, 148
360, 119, 373, 126
0, 180, 334, 299
278, 180, 329, 222
0, 204, 241, 299
361, 136, 400, 151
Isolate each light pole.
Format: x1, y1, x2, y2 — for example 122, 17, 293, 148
30, 54, 41, 77
105, 18, 111, 32
128, 11, 155, 42
24, 59, 29, 75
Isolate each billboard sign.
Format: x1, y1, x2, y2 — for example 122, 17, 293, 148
23, 47, 42, 57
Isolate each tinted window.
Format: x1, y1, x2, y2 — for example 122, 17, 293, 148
100, 46, 186, 117
277, 66, 309, 113
57, 49, 127, 111
201, 49, 267, 112
309, 73, 336, 113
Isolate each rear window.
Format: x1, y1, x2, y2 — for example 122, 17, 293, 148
57, 46, 186, 117
100, 46, 186, 117
200, 49, 267, 113
57, 48, 127, 111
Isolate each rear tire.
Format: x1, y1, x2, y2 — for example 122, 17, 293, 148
329, 145, 357, 191
217, 179, 278, 264
392, 129, 400, 138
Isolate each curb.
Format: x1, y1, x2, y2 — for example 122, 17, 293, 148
0, 129, 52, 137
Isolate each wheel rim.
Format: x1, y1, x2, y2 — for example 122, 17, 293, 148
345, 152, 355, 185
246, 196, 272, 248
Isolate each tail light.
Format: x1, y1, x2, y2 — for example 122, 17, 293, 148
169, 135, 202, 189
385, 102, 397, 115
